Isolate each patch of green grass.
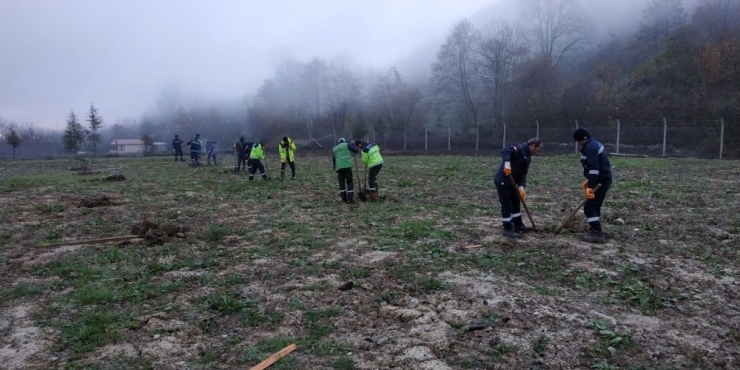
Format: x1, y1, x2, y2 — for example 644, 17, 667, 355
2, 282, 47, 300
237, 346, 265, 364
0, 173, 79, 192
303, 307, 342, 323
206, 292, 246, 314
41, 231, 63, 243
399, 220, 436, 240
586, 318, 635, 360
308, 339, 351, 356
36, 204, 66, 213
61, 310, 132, 354
415, 276, 446, 293
532, 334, 549, 357
303, 280, 330, 291
240, 308, 284, 327
331, 355, 354, 369
610, 277, 665, 315
204, 224, 231, 242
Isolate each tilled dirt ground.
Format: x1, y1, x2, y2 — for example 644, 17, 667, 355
0, 155, 738, 369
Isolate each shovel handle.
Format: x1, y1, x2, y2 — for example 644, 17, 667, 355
554, 183, 602, 233
507, 174, 538, 232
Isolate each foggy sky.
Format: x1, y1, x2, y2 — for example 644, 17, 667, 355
1, 0, 677, 130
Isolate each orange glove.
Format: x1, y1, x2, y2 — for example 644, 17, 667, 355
503, 161, 512, 176
518, 187, 526, 201
582, 180, 589, 190
585, 188, 595, 199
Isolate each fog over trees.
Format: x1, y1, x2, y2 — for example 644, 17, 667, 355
1, 0, 738, 158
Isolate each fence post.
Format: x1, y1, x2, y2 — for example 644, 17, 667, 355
575, 120, 579, 153
720, 117, 725, 159
502, 121, 506, 148
425, 127, 428, 152
404, 127, 407, 150
475, 124, 479, 151
448, 125, 451, 151
662, 118, 667, 156
536, 120, 540, 139
616, 119, 620, 154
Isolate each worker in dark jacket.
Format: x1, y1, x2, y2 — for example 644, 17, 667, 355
172, 135, 184, 162
206, 140, 218, 165
574, 128, 612, 243
493, 138, 542, 238
187, 134, 202, 167
332, 138, 360, 204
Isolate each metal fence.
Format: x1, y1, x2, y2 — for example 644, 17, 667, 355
0, 118, 734, 160
302, 118, 731, 159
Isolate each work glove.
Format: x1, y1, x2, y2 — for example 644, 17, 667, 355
582, 180, 589, 190
518, 186, 526, 201
503, 161, 512, 176
585, 188, 595, 199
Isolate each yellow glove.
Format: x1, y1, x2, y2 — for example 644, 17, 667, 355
503, 161, 512, 176
518, 187, 526, 201
585, 188, 595, 199
582, 180, 589, 190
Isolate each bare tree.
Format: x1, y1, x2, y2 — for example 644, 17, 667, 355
302, 57, 328, 136
634, 0, 688, 58
157, 85, 183, 135
521, 0, 592, 66
373, 67, 422, 148
477, 21, 531, 125
431, 19, 484, 150
2, 123, 23, 160
325, 56, 361, 137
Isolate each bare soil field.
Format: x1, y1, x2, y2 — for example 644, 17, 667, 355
1, 154, 738, 369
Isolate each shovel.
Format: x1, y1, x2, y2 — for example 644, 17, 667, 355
555, 183, 602, 233
354, 156, 367, 202
263, 155, 271, 180
507, 174, 538, 232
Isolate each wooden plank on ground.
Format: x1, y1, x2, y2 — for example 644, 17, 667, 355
35, 235, 140, 248
462, 244, 483, 250
249, 343, 297, 370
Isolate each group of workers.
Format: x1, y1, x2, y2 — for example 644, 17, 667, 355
172, 128, 611, 244
170, 135, 296, 181
494, 128, 611, 244
171, 134, 218, 167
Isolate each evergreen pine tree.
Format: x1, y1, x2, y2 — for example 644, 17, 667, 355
62, 110, 85, 157
87, 103, 104, 157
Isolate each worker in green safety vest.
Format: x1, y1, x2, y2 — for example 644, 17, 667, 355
354, 140, 384, 200
332, 138, 360, 204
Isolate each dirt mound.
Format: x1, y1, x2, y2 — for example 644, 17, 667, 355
77, 196, 118, 208
103, 174, 126, 181
130, 220, 190, 245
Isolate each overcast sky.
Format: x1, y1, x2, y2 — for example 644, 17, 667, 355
1, 0, 497, 129
1, 0, 689, 131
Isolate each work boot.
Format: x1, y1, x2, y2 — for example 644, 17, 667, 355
580, 230, 606, 244
514, 224, 533, 233
370, 191, 378, 201
280, 171, 285, 181
502, 229, 521, 239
